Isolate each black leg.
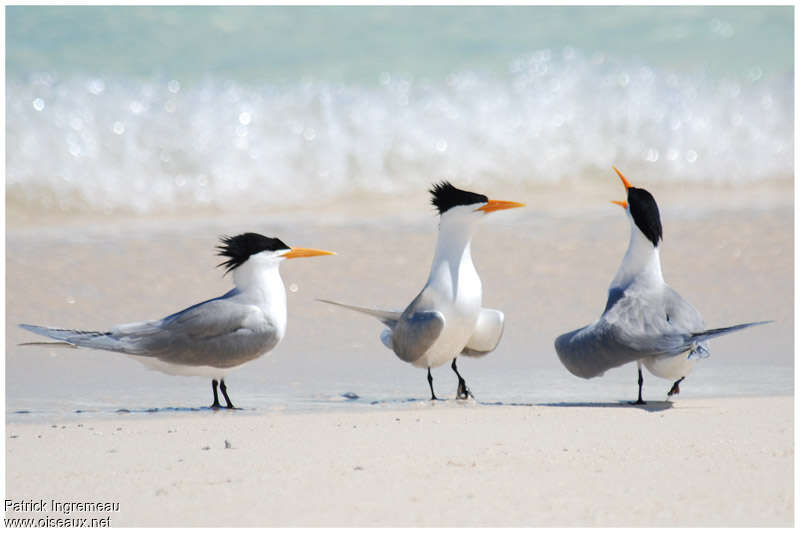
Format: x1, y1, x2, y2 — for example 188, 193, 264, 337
451, 358, 473, 399
427, 368, 439, 401
630, 366, 646, 405
667, 377, 685, 397
219, 379, 235, 409
211, 379, 221, 409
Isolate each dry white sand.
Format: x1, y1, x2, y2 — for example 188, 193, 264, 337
5, 396, 793, 527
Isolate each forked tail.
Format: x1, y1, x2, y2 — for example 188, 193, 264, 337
316, 299, 401, 328
19, 323, 124, 352
689, 320, 772, 345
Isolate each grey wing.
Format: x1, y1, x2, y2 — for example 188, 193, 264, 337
461, 308, 504, 357
555, 286, 699, 379
114, 298, 277, 368
663, 286, 705, 334
625, 286, 706, 357
602, 287, 625, 314
555, 320, 646, 379
19, 324, 119, 351
157, 298, 264, 337
659, 286, 770, 356
600, 285, 709, 357
391, 309, 445, 363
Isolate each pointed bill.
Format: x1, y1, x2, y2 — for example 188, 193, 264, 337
282, 248, 336, 259
613, 166, 633, 189
476, 199, 526, 213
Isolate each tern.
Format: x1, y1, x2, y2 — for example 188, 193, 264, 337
554, 167, 769, 404
19, 232, 334, 409
320, 182, 524, 400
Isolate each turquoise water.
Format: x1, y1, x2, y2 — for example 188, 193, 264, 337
6, 6, 794, 214
7, 6, 793, 82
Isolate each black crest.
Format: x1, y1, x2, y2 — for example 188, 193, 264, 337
429, 181, 488, 214
628, 187, 663, 247
216, 233, 289, 273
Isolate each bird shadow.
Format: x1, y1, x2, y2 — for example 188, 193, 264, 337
367, 397, 442, 406
48, 397, 672, 417
477, 400, 536, 407
113, 406, 250, 414
362, 397, 537, 408
322, 395, 673, 411
537, 400, 674, 412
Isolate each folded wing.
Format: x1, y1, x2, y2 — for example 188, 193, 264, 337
391, 310, 445, 363
20, 296, 278, 369
462, 308, 504, 357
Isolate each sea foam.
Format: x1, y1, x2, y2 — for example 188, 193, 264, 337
7, 48, 792, 214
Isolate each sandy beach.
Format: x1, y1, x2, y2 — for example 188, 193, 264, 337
6, 6, 794, 528
5, 396, 793, 527
5, 180, 794, 527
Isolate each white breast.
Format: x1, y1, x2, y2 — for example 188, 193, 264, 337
414, 241, 482, 368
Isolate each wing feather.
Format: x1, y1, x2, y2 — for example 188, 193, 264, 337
20, 296, 278, 369
555, 283, 770, 379
391, 310, 445, 363
461, 308, 504, 357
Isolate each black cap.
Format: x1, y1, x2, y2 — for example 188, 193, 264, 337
429, 181, 488, 215
628, 187, 662, 247
216, 233, 290, 273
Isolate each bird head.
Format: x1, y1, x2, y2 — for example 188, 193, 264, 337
611, 167, 663, 248
429, 181, 524, 225
216, 233, 334, 274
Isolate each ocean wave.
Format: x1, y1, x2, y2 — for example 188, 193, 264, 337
7, 48, 793, 214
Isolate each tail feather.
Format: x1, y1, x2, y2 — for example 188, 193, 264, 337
689, 320, 772, 345
317, 299, 400, 328
19, 323, 124, 352
19, 341, 78, 349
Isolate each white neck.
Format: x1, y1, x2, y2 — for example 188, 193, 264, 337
610, 222, 664, 291
232, 258, 287, 332
425, 213, 481, 301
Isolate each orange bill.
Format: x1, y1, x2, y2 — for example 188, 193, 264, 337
612, 166, 633, 189
282, 248, 336, 259
476, 199, 526, 213
611, 200, 628, 209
